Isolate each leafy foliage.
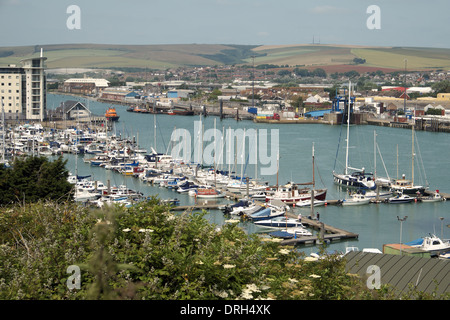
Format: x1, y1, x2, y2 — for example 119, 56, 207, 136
0, 197, 412, 300
0, 156, 73, 205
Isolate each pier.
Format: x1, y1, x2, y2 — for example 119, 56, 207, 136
280, 214, 359, 246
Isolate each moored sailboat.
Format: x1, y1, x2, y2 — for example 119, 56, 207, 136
332, 81, 376, 191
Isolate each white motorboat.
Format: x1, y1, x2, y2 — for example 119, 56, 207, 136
420, 190, 445, 203
341, 192, 370, 206
254, 216, 305, 229
270, 227, 312, 239
406, 234, 450, 256
74, 189, 99, 202
363, 189, 393, 200
388, 193, 415, 204
251, 191, 267, 201
296, 199, 326, 207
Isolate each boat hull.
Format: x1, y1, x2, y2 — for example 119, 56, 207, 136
333, 172, 376, 190
266, 189, 327, 205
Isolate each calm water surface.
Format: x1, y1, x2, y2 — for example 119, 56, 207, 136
48, 94, 450, 254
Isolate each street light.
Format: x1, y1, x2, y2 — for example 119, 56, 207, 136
397, 216, 408, 255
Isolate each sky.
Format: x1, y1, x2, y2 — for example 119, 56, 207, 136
0, 0, 449, 48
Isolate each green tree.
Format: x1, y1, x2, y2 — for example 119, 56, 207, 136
0, 156, 73, 205
432, 80, 450, 94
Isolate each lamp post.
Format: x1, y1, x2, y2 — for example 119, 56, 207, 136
397, 216, 408, 255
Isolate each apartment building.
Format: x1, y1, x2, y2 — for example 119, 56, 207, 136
0, 55, 47, 121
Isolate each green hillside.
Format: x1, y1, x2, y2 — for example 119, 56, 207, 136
0, 43, 448, 71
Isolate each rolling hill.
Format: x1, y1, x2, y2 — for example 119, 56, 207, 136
0, 43, 448, 71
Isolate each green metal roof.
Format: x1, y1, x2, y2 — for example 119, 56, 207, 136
344, 251, 450, 298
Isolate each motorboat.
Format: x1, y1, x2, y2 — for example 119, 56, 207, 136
420, 190, 445, 203
194, 187, 225, 199
341, 192, 370, 206
254, 216, 305, 228
406, 234, 450, 256
74, 189, 100, 202
176, 181, 199, 193
296, 199, 326, 207
363, 189, 393, 200
251, 191, 268, 201
105, 107, 120, 121
269, 227, 312, 239
222, 199, 256, 215
245, 207, 284, 221
388, 193, 415, 204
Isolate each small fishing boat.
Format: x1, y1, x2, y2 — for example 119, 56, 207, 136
105, 107, 120, 121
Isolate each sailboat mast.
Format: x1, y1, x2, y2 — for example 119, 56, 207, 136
311, 142, 315, 218
412, 125, 415, 185
374, 131, 377, 180
345, 81, 351, 175
1, 99, 5, 163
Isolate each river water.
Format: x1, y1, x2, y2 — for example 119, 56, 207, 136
47, 94, 450, 254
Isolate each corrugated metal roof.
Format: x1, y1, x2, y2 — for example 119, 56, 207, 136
344, 251, 450, 297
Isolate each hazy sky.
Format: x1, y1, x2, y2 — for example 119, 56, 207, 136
1, 0, 449, 48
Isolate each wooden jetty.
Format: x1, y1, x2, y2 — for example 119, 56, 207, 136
280, 214, 359, 246
170, 203, 224, 211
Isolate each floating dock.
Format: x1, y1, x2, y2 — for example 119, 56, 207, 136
279, 214, 359, 246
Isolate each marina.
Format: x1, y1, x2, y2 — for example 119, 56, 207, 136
1, 93, 449, 257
